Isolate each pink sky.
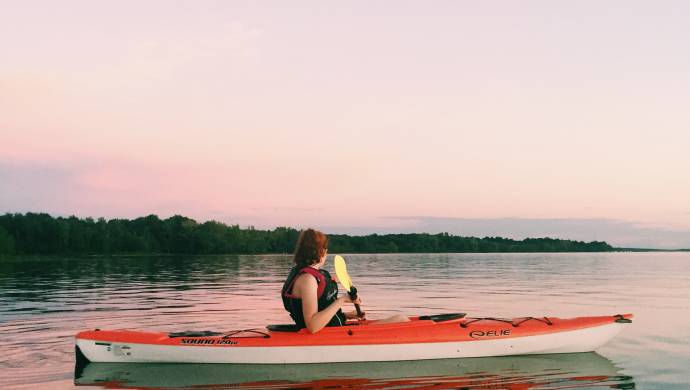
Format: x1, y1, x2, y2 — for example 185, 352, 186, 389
1, 1, 689, 248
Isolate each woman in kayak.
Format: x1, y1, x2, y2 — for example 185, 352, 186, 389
281, 229, 359, 333
282, 228, 408, 333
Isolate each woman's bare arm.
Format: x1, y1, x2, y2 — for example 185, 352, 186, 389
294, 274, 355, 333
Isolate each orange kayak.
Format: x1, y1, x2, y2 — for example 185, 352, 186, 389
75, 313, 633, 364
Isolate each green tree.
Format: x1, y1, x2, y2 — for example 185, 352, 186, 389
383, 241, 398, 253
0, 212, 616, 255
0, 226, 15, 254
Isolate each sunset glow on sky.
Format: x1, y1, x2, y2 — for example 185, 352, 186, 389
1, 1, 689, 248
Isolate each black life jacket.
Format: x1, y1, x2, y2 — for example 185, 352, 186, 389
281, 266, 346, 329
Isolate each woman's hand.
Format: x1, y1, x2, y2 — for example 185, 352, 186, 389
339, 295, 362, 305
345, 310, 366, 319
340, 296, 364, 319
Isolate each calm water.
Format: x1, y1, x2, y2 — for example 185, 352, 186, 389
1, 252, 689, 389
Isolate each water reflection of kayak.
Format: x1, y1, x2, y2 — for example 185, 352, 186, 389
75, 313, 633, 364
75, 352, 635, 389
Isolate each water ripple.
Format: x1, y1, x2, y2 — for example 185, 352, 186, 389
2, 253, 689, 388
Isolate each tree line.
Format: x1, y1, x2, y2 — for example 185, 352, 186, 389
0, 212, 614, 255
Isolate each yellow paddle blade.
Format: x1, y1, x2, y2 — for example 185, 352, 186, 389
334, 255, 352, 292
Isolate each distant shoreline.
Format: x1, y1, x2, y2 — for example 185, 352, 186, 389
1, 250, 688, 262
1, 212, 684, 256
613, 248, 690, 252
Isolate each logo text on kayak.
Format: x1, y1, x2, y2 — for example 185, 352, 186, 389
469, 329, 511, 339
181, 339, 238, 345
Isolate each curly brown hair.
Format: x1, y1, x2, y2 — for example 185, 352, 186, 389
293, 229, 329, 268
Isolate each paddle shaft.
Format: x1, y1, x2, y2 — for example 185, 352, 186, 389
347, 286, 364, 317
